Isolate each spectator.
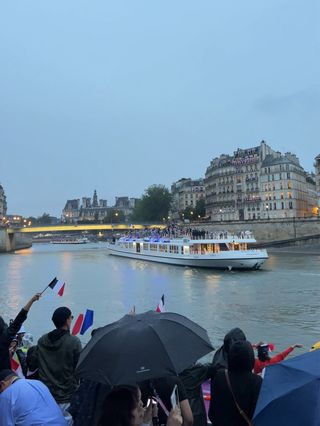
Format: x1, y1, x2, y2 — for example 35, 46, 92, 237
98, 386, 182, 426
254, 342, 303, 375
0, 293, 40, 370
140, 376, 193, 426
180, 363, 215, 426
0, 369, 66, 426
209, 340, 262, 426
28, 306, 82, 425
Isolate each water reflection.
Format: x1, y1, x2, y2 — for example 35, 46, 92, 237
0, 244, 320, 351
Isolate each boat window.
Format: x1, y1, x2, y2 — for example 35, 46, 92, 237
150, 244, 158, 251
159, 244, 168, 253
143, 243, 149, 250
219, 243, 229, 251
169, 245, 179, 254
129, 243, 133, 249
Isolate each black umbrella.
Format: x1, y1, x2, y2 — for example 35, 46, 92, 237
76, 310, 214, 386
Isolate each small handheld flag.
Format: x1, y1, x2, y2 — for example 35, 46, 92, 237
72, 309, 94, 336
41, 277, 65, 297
155, 294, 165, 313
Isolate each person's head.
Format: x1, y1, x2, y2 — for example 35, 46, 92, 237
223, 328, 247, 354
257, 343, 270, 362
0, 370, 18, 393
99, 387, 144, 426
52, 307, 73, 331
228, 340, 255, 373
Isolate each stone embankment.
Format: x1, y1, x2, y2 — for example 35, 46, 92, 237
0, 229, 32, 253
192, 217, 320, 247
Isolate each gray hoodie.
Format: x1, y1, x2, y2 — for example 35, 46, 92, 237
31, 329, 82, 403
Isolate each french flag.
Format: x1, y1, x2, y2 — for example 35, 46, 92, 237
72, 309, 94, 336
155, 295, 165, 313
48, 277, 65, 297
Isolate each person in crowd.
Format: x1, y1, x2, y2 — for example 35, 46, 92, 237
180, 363, 216, 426
209, 340, 262, 426
0, 293, 40, 370
28, 306, 82, 425
254, 342, 303, 375
69, 378, 111, 426
209, 327, 246, 421
98, 386, 182, 426
0, 369, 66, 425
140, 376, 193, 426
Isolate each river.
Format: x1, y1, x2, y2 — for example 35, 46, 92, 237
1, 243, 320, 357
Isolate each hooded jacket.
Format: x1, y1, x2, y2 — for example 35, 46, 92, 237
0, 309, 28, 370
29, 329, 82, 403
209, 340, 262, 426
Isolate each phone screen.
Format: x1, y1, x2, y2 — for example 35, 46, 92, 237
170, 384, 179, 409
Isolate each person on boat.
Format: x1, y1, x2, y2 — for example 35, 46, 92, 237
254, 342, 303, 375
0, 369, 67, 426
28, 306, 82, 425
209, 340, 262, 426
98, 386, 182, 426
0, 293, 41, 371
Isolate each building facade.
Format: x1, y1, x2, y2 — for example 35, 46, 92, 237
315, 155, 320, 211
171, 178, 205, 219
205, 141, 317, 221
62, 190, 108, 223
0, 184, 7, 220
114, 197, 139, 219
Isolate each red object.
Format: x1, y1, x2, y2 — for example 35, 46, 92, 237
254, 346, 294, 374
57, 283, 65, 297
268, 342, 275, 351
72, 313, 84, 335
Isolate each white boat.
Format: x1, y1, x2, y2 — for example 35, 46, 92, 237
106, 234, 268, 270
51, 237, 89, 244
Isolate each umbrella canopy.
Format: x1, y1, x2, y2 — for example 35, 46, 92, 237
76, 310, 213, 386
253, 349, 320, 426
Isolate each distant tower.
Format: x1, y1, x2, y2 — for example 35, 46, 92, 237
92, 190, 98, 207
315, 155, 320, 208
0, 184, 7, 219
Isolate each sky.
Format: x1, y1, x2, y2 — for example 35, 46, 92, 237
0, 0, 319, 217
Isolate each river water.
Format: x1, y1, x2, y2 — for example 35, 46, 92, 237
1, 243, 320, 357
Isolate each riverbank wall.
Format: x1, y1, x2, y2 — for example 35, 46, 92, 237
0, 229, 32, 253
190, 217, 320, 245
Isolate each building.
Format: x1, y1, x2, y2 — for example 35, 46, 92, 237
205, 141, 317, 221
315, 155, 320, 211
62, 190, 108, 223
114, 197, 139, 219
0, 184, 7, 220
171, 178, 205, 219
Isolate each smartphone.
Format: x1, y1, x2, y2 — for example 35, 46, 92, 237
170, 384, 179, 409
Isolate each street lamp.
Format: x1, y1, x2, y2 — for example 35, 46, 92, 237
266, 204, 269, 219
219, 209, 223, 221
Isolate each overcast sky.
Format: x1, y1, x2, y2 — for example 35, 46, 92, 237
1, 1, 319, 217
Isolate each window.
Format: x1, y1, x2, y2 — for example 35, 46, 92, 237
287, 172, 291, 179
288, 192, 292, 199
281, 202, 284, 210
274, 203, 277, 210
288, 182, 292, 189
280, 193, 284, 199
289, 202, 293, 209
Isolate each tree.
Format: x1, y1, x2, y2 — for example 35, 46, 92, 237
194, 198, 206, 218
102, 209, 125, 223
131, 185, 172, 222
37, 213, 52, 225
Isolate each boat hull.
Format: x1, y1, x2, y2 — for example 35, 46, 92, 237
106, 245, 268, 270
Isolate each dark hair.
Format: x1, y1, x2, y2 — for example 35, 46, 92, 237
98, 387, 140, 426
257, 344, 270, 362
0, 317, 7, 335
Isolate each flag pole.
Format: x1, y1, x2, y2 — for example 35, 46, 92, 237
40, 277, 57, 295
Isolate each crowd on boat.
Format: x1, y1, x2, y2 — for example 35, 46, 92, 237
1, 292, 318, 426
117, 226, 254, 241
